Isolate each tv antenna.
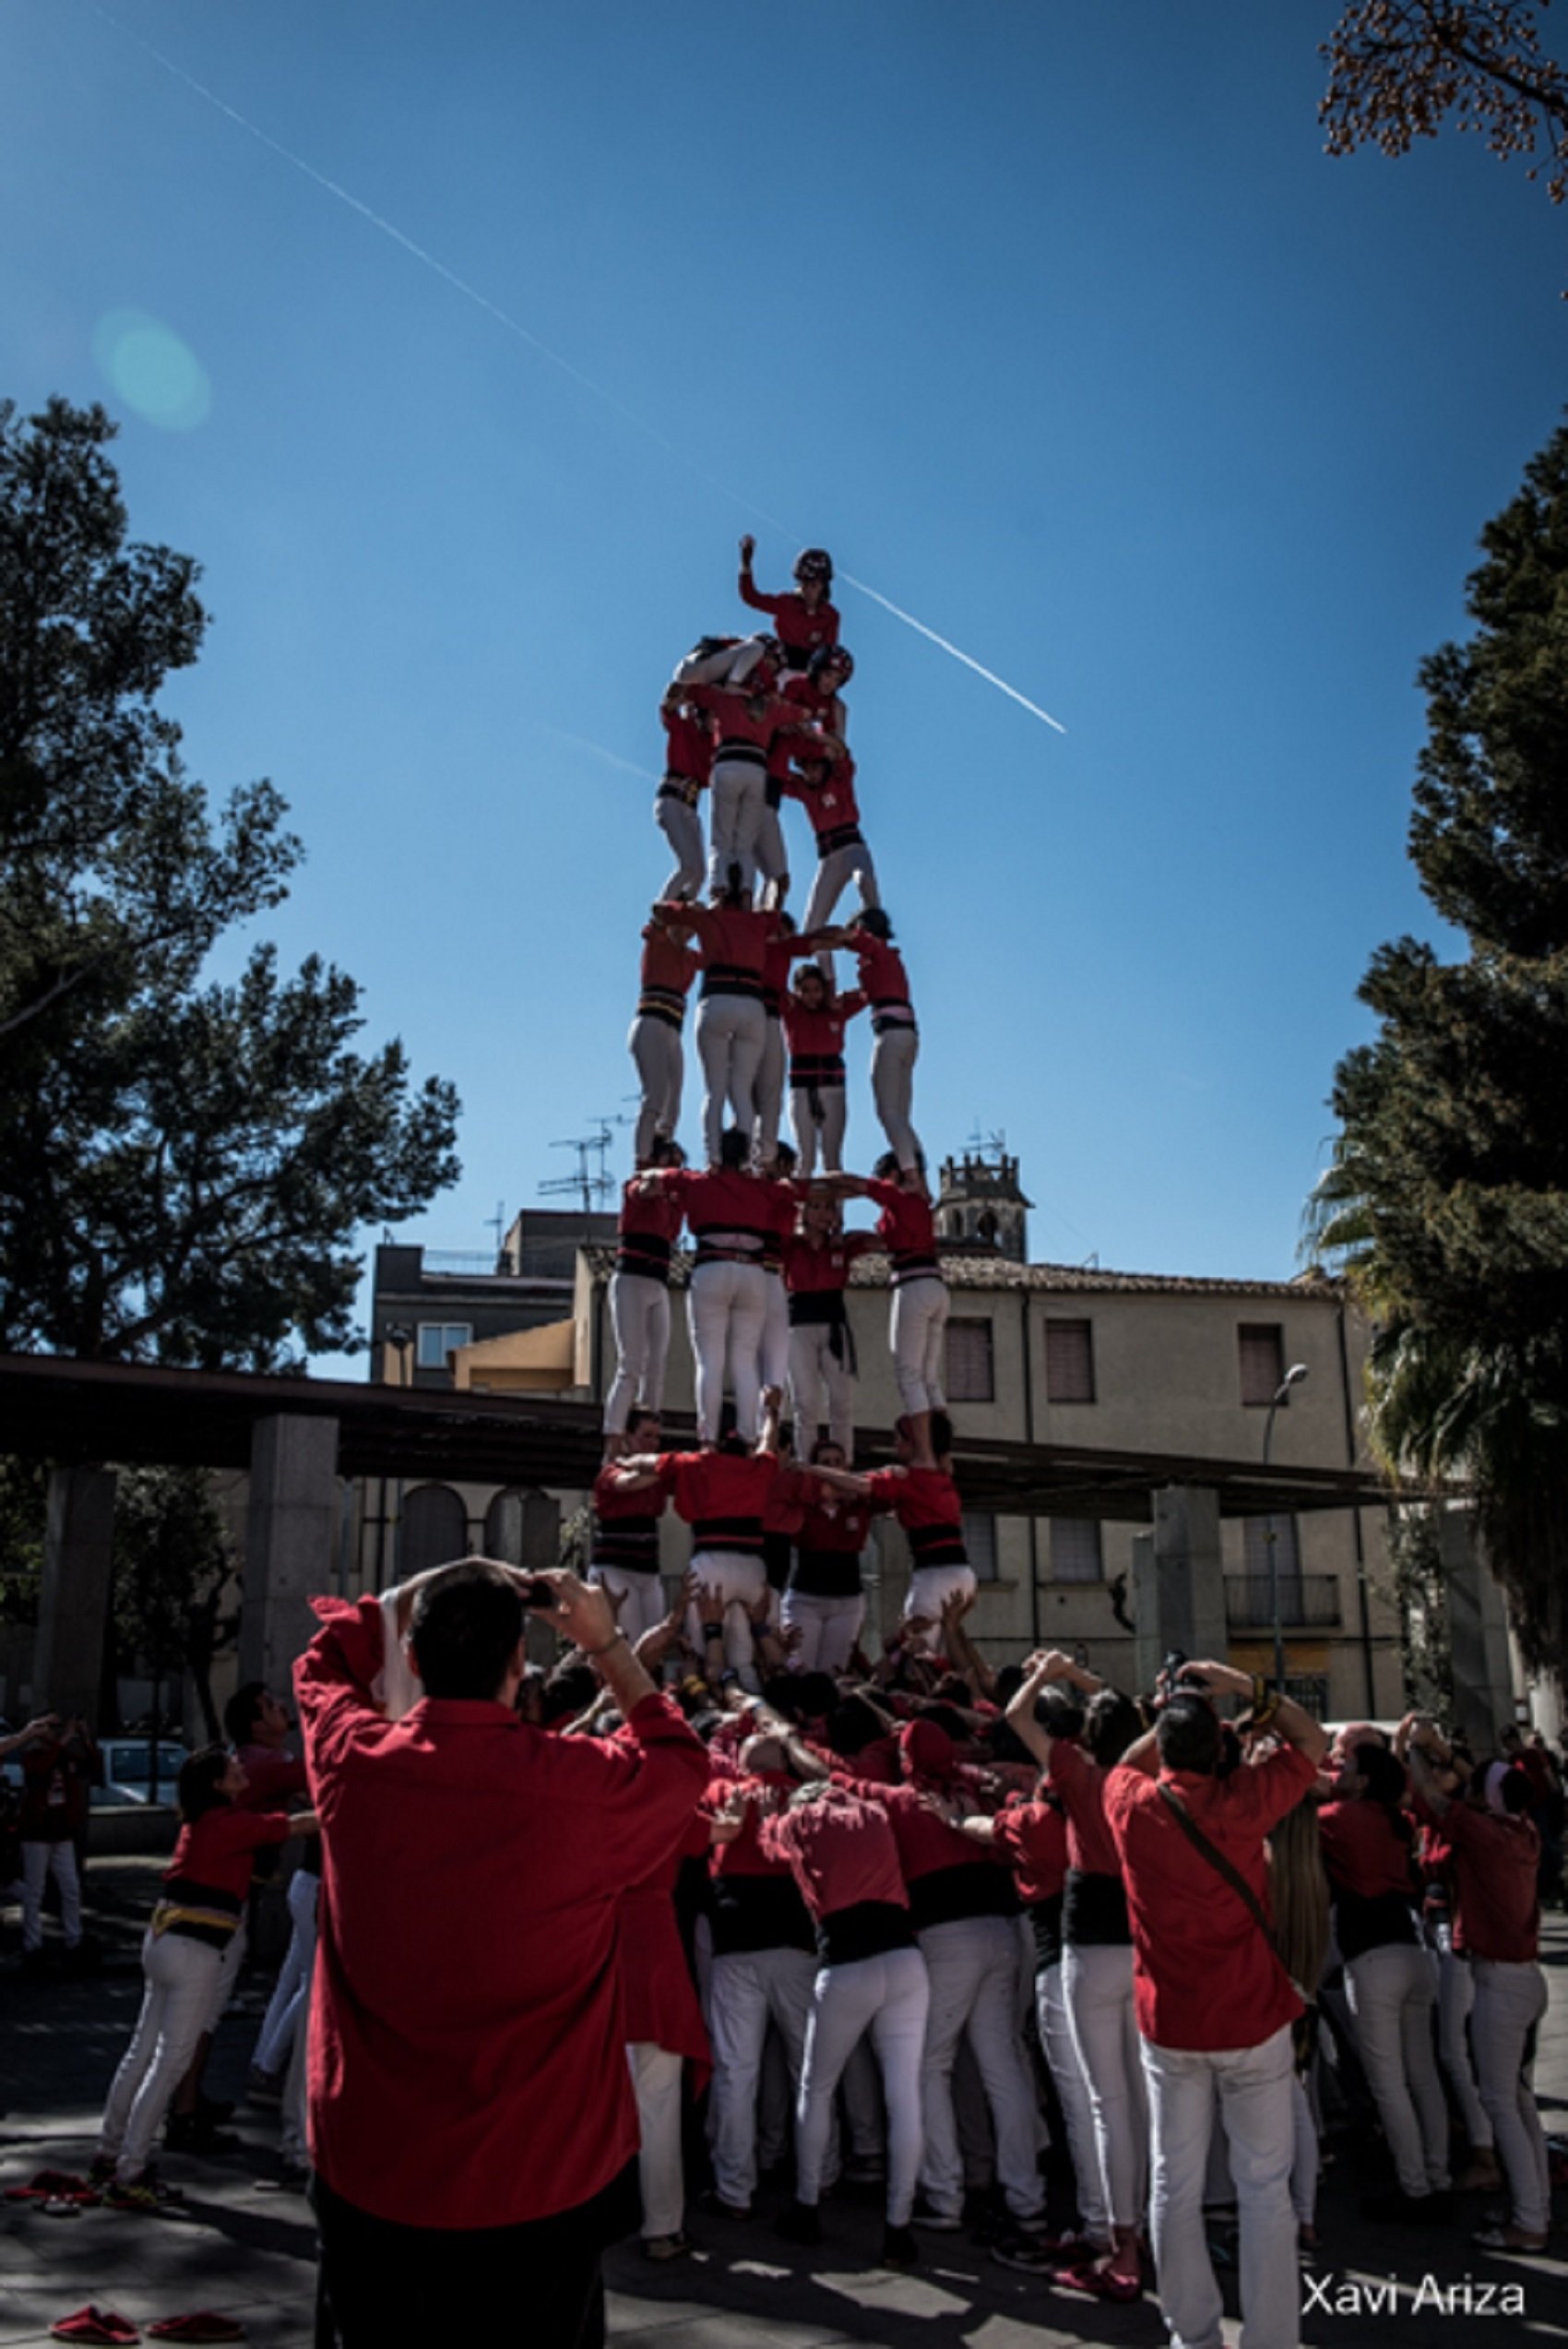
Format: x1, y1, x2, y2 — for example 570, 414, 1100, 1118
539, 1121, 624, 1212
964, 1124, 1008, 1161
485, 1198, 507, 1265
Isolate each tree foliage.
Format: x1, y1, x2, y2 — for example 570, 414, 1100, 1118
1306, 420, 1568, 1664
112, 1466, 239, 1741
1322, 2, 1568, 208
0, 398, 460, 1367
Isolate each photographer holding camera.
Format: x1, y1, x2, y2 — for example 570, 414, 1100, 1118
1104, 1658, 1329, 2349
294, 1557, 707, 2349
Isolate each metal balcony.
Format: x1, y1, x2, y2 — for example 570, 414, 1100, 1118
1224, 1574, 1342, 1629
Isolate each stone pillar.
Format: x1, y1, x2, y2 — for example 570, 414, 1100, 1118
34, 1466, 118, 1725
1132, 1487, 1226, 1692
1438, 1506, 1517, 1754
486, 1489, 564, 1666
240, 1415, 340, 1696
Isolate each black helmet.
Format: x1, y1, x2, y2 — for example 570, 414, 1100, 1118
808, 644, 853, 687
793, 547, 833, 587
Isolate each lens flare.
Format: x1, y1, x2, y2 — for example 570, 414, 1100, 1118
91, 308, 212, 431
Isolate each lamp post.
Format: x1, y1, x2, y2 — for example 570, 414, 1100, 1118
1262, 1364, 1309, 1687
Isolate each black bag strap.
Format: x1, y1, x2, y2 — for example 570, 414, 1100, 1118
1156, 1783, 1279, 1948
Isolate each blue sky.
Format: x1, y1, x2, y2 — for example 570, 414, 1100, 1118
3, 1, 1564, 1363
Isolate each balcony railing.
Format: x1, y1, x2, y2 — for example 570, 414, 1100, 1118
1224, 1575, 1341, 1629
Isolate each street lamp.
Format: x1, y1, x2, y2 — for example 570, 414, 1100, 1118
1262, 1364, 1309, 1687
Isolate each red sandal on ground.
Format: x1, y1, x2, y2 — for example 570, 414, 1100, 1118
147, 2319, 247, 2343
49, 2311, 140, 2345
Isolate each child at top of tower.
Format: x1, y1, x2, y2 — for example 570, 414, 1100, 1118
781, 645, 853, 741
738, 537, 840, 672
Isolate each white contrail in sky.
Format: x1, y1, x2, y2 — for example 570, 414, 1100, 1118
89, 4, 1067, 736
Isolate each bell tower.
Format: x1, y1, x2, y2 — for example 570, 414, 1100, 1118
935, 1136, 1032, 1264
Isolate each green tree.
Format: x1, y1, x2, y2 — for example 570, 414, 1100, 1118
112, 1466, 239, 1746
1306, 419, 1568, 1665
0, 398, 460, 1366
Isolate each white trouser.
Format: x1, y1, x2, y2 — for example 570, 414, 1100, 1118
755, 801, 789, 891
628, 1014, 684, 1164
588, 1566, 667, 1641
1344, 1939, 1450, 2196
917, 1915, 1045, 2222
707, 757, 768, 895
21, 1838, 82, 1952
1063, 1940, 1147, 2231
870, 1022, 921, 1172
654, 792, 706, 900
1142, 2022, 1298, 2349
753, 1017, 785, 1161
707, 1947, 818, 2208
628, 2042, 686, 2239
797, 1947, 931, 2226
605, 1271, 672, 1433
201, 1914, 247, 2035
685, 1549, 766, 1679
1289, 2069, 1317, 2227
890, 1276, 947, 1417
254, 1866, 321, 2078
802, 840, 881, 966
673, 639, 766, 688
279, 1946, 312, 2167
790, 1081, 848, 1175
789, 1322, 854, 1459
1428, 1917, 1492, 2149
687, 1258, 768, 1442
1470, 1957, 1550, 2235
695, 996, 767, 1164
1037, 1960, 1110, 2241
760, 1269, 790, 1394
780, 1589, 865, 1675
100, 1928, 224, 2181
903, 1565, 976, 1650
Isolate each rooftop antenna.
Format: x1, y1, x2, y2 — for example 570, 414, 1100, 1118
485, 1198, 506, 1268
964, 1124, 1008, 1161
539, 1122, 621, 1213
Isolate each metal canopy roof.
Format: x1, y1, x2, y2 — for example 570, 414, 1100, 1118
0, 1352, 1404, 1522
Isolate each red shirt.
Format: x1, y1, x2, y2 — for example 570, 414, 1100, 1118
782, 1231, 876, 1297
1443, 1802, 1540, 1962
993, 1796, 1070, 1906
618, 1176, 684, 1246
738, 574, 841, 659
675, 900, 777, 980
1045, 1737, 1123, 1879
620, 1813, 712, 2084
845, 927, 913, 1015
865, 1465, 962, 1541
294, 1594, 707, 2230
683, 682, 802, 757
759, 1784, 907, 1921
1318, 1798, 1418, 1902
783, 754, 861, 836
661, 706, 712, 786
1104, 1743, 1318, 2053
781, 670, 848, 740
861, 1177, 938, 1270
782, 992, 867, 1074
18, 1734, 96, 1840
640, 924, 703, 1001
660, 1449, 781, 1551
167, 1804, 291, 1902
657, 1165, 795, 1263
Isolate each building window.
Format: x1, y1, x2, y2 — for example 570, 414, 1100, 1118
945, 1319, 995, 1403
1238, 1322, 1285, 1406
1051, 1519, 1103, 1583
401, 1484, 469, 1576
962, 1512, 999, 1582
1241, 1513, 1304, 1620
1045, 1318, 1095, 1403
417, 1321, 473, 1368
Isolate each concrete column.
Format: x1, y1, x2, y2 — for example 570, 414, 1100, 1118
1438, 1506, 1516, 1754
1132, 1486, 1226, 1692
486, 1489, 564, 1666
34, 1465, 118, 1725
240, 1415, 340, 1696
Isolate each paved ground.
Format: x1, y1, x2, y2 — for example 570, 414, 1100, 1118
2, 1860, 1564, 2348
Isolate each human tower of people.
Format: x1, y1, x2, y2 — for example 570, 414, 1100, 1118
601, 537, 969, 1678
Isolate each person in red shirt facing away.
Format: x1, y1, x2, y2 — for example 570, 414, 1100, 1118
835, 1157, 947, 1460
831, 908, 921, 1173
783, 1441, 878, 1672
588, 1410, 673, 1640
665, 886, 781, 1168
1405, 1723, 1550, 2251
783, 1186, 877, 1461
813, 1411, 973, 1651
1103, 1661, 1328, 2349
1318, 1741, 1450, 2220
786, 743, 881, 978
615, 1388, 785, 1680
737, 536, 840, 672
630, 912, 701, 1165
639, 1128, 797, 1442
93, 1746, 315, 2209
296, 1558, 707, 2349
745, 1776, 930, 2271
655, 693, 713, 901
783, 966, 868, 1175
16, 1713, 97, 1969
680, 670, 817, 900
605, 1145, 686, 1438
754, 920, 821, 1170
